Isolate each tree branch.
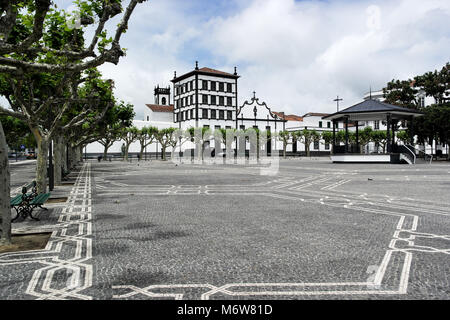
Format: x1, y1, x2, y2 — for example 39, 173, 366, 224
0, 105, 26, 120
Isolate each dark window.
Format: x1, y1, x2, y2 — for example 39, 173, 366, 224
203, 80, 208, 90
227, 97, 232, 106
191, 80, 195, 91
203, 125, 210, 128
226, 126, 231, 129
240, 125, 245, 130
215, 125, 221, 130
211, 81, 216, 91
202, 109, 208, 119
181, 112, 184, 121
227, 111, 232, 120
327, 122, 331, 128
227, 83, 232, 93
374, 120, 380, 130
319, 121, 322, 128
325, 143, 330, 150
202, 94, 208, 104
211, 109, 216, 119
219, 96, 224, 106
219, 82, 224, 92
211, 95, 216, 105
314, 139, 319, 150
419, 96, 425, 107
181, 98, 184, 107
161, 97, 166, 105
190, 95, 193, 105
219, 110, 224, 120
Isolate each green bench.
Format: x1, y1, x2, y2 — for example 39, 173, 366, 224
10, 181, 51, 222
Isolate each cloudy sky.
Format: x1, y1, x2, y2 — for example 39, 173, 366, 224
67, 0, 450, 119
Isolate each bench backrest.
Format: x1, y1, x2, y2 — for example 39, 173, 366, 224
22, 181, 38, 197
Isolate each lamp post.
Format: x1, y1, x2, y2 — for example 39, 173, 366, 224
49, 139, 54, 191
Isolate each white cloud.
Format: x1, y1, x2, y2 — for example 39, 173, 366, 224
96, 0, 450, 119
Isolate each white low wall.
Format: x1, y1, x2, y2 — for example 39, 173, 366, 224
330, 154, 391, 163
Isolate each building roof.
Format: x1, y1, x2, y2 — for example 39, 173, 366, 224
145, 104, 174, 113
198, 67, 236, 77
303, 112, 330, 117
322, 99, 424, 121
272, 112, 303, 121
171, 66, 240, 83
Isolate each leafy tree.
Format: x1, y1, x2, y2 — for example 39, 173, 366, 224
396, 130, 410, 145
155, 128, 176, 161
137, 126, 158, 161
383, 79, 419, 109
121, 126, 139, 161
277, 130, 291, 159
0, 0, 145, 193
371, 130, 387, 153
299, 129, 319, 157
97, 101, 135, 160
336, 130, 346, 145
415, 63, 450, 104
321, 131, 333, 152
358, 127, 373, 153
0, 115, 36, 151
0, 0, 145, 244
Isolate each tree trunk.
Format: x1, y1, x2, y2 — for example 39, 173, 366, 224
62, 141, 68, 172
139, 145, 145, 161
79, 145, 83, 162
36, 137, 49, 194
124, 142, 130, 161
162, 145, 166, 160
283, 143, 286, 159
54, 135, 64, 185
69, 146, 77, 169
0, 122, 11, 245
103, 143, 109, 161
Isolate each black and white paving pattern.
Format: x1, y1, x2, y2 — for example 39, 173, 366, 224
2, 159, 449, 300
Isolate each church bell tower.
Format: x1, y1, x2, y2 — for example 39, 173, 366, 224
154, 85, 171, 105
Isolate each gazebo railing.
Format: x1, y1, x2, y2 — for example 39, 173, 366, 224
393, 145, 416, 164
406, 144, 433, 164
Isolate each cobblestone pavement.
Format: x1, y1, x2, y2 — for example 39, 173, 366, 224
1, 159, 449, 300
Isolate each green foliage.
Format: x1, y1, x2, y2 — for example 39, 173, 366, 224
321, 131, 333, 144
396, 130, 410, 144
0, 115, 36, 149
382, 62, 449, 154
383, 79, 419, 109
358, 126, 373, 146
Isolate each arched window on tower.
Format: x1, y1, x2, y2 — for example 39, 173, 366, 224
161, 97, 167, 105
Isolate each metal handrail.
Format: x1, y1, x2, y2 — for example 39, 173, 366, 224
403, 145, 416, 164
406, 144, 432, 164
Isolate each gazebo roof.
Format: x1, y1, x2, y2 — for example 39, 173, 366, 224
322, 99, 424, 121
